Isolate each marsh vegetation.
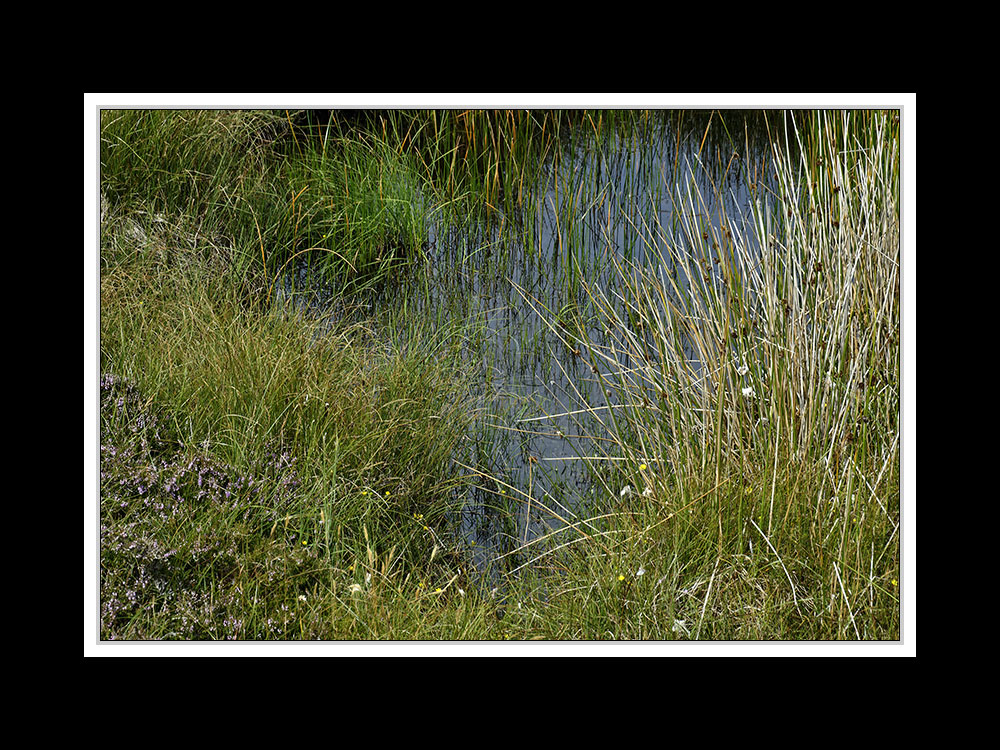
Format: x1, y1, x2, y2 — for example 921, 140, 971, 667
98, 107, 901, 641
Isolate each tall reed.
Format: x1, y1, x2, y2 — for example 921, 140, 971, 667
517, 110, 900, 638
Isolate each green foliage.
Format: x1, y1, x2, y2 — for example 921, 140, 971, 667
512, 109, 900, 640
282, 137, 430, 289
97, 107, 901, 642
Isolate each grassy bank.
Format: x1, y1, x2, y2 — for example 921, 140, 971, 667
96, 107, 901, 641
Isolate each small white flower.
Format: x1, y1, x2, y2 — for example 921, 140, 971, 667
742, 386, 756, 399
298, 594, 307, 602
736, 361, 749, 377
642, 486, 653, 497
672, 619, 689, 635
620, 485, 633, 497
458, 588, 465, 597
636, 567, 646, 577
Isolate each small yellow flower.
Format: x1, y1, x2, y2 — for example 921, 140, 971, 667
435, 588, 442, 594
618, 574, 625, 581
891, 579, 898, 587
639, 463, 647, 471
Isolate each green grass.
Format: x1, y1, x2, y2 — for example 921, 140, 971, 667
277, 135, 431, 291
100, 214, 488, 639
96, 107, 902, 642
510, 109, 901, 639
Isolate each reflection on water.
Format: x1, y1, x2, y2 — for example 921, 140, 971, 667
275, 110, 784, 574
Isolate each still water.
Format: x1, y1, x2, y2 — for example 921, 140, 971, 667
277, 111, 783, 572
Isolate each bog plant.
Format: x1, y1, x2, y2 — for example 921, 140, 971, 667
279, 136, 430, 290
97, 107, 901, 641
515, 110, 900, 639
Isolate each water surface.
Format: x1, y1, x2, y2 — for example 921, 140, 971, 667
279, 110, 784, 572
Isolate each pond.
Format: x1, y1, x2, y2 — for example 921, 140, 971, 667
275, 110, 786, 574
